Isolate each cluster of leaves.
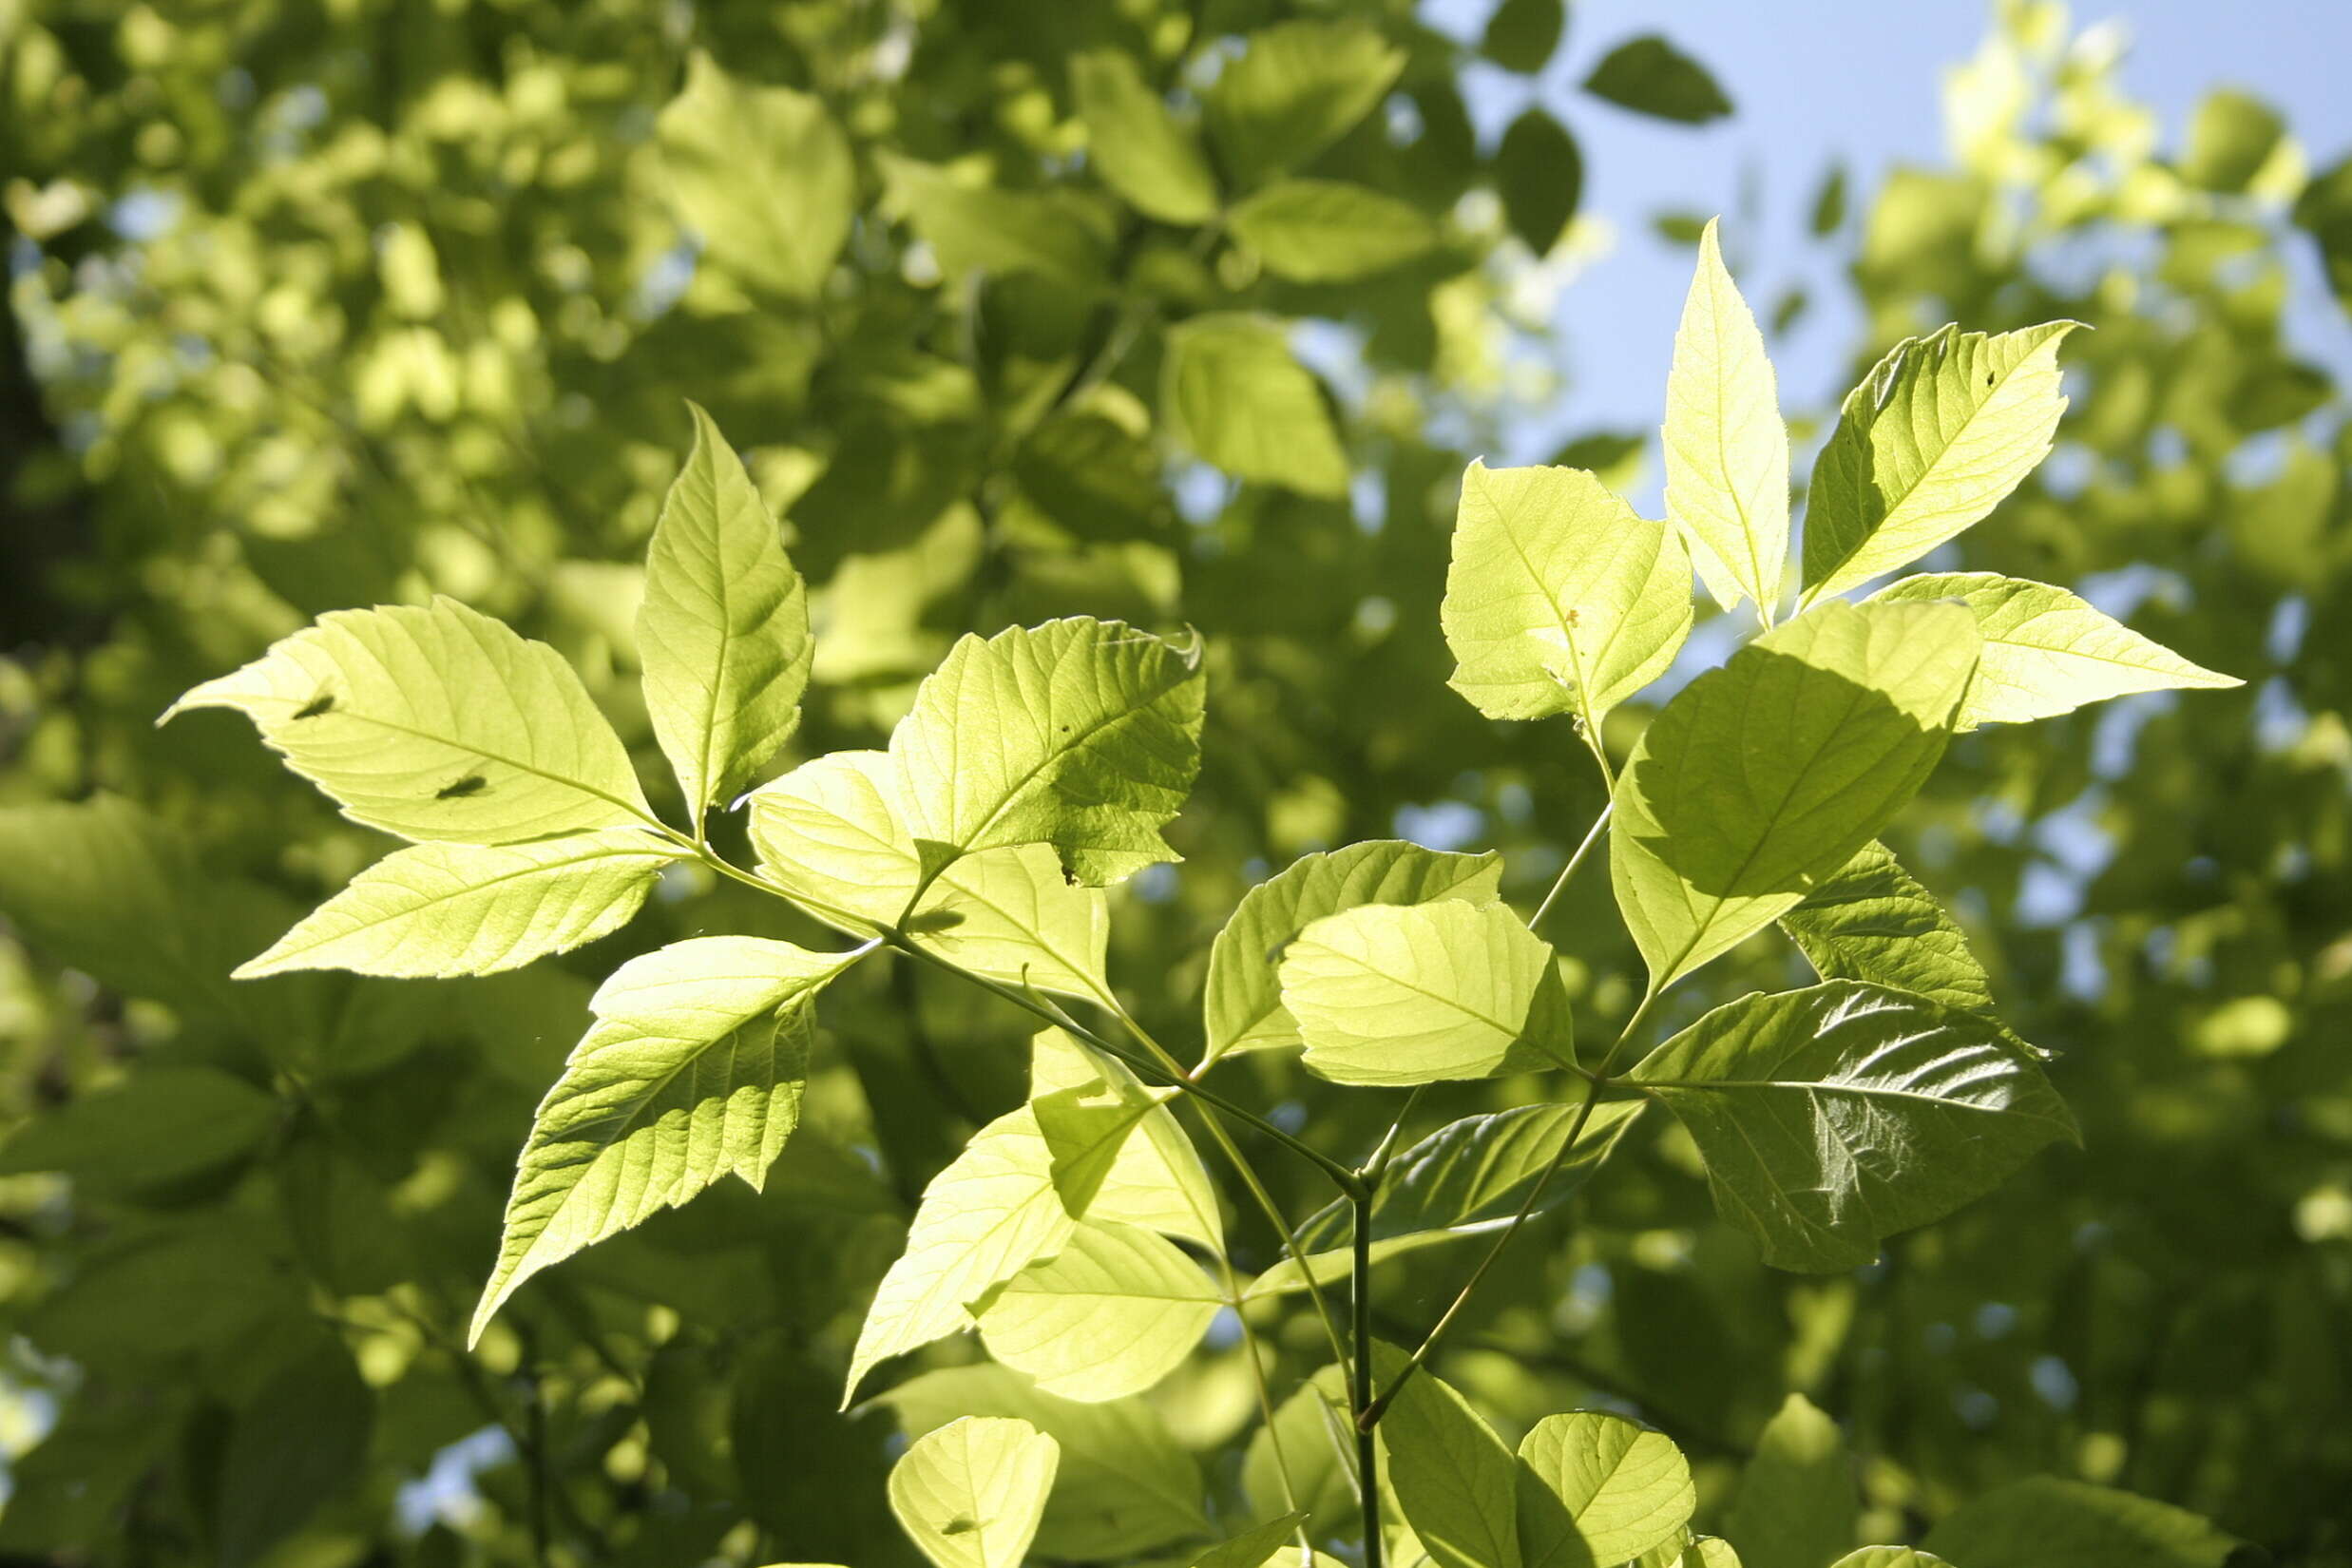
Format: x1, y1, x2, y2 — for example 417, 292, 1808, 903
0, 1, 2342, 1566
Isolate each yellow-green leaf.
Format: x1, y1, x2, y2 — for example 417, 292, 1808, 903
1230, 179, 1437, 283
889, 1416, 1060, 1568
1517, 1411, 1695, 1568
1385, 1361, 1522, 1568
1204, 20, 1405, 189
974, 1219, 1220, 1402
1164, 314, 1350, 498
1662, 218, 1788, 615
657, 51, 852, 300
1073, 50, 1218, 224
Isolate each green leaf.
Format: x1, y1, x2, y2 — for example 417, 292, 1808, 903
216, 1339, 374, 1568
656, 50, 853, 299
1800, 323, 2080, 605
1867, 572, 2240, 728
1189, 1514, 1312, 1568
1230, 179, 1437, 283
877, 1364, 1208, 1560
1680, 1541, 1743, 1568
1205, 20, 1405, 189
1384, 1361, 1522, 1568
1243, 1363, 1365, 1529
641, 403, 812, 823
1828, 1552, 1954, 1568
880, 154, 1109, 288
847, 1031, 1217, 1404
889, 619, 1205, 886
1778, 842, 1995, 1016
1495, 109, 1584, 255
1072, 50, 1218, 224
1482, 0, 1567, 73
1610, 599, 1979, 989
1629, 982, 2078, 1272
1204, 839, 1503, 1068
1582, 35, 1732, 124
1721, 1396, 1855, 1568
1442, 459, 1693, 725
1164, 314, 1350, 498
974, 1218, 1220, 1402
1517, 1411, 1695, 1568
163, 597, 654, 845
1029, 1030, 1221, 1252
750, 750, 1110, 1000
889, 1416, 1060, 1568
470, 935, 857, 1342
0, 1066, 277, 1194
2183, 88, 2286, 193
1662, 218, 1788, 615
1920, 1478, 2243, 1568
1251, 1099, 1644, 1298
1281, 900, 1558, 1086
236, 830, 679, 979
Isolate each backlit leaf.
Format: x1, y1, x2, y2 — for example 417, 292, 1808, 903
1721, 1396, 1854, 1568
1282, 900, 1558, 1086
1231, 179, 1437, 283
1204, 839, 1503, 1068
889, 1416, 1059, 1568
1662, 219, 1788, 615
1384, 1361, 1522, 1568
889, 619, 1205, 887
974, 1218, 1220, 1402
1779, 842, 1995, 1016
1164, 314, 1350, 498
1205, 20, 1405, 188
1629, 982, 2077, 1272
1443, 459, 1692, 724
1801, 323, 2079, 605
164, 598, 654, 845
1828, 1552, 1954, 1568
1868, 572, 2239, 728
471, 935, 858, 1342
236, 830, 680, 979
657, 51, 853, 299
1610, 599, 1979, 989
640, 403, 811, 822
1517, 1411, 1695, 1568
1073, 50, 1219, 224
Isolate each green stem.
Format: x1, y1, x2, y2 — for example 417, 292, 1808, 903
1357, 986, 1659, 1431
1530, 802, 1613, 932
1352, 1177, 1385, 1568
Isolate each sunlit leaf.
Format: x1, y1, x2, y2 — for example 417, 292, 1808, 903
1722, 1396, 1855, 1568
1074, 50, 1219, 224
164, 598, 654, 845
1662, 218, 1788, 615
1517, 1411, 1695, 1568
1611, 600, 1979, 989
1779, 842, 1995, 1016
889, 1416, 1059, 1568
1203, 840, 1502, 1068
1827, 1551, 1954, 1568
889, 619, 1205, 887
1205, 20, 1405, 188
1164, 314, 1350, 497
1868, 572, 2239, 728
1629, 982, 2077, 1272
657, 51, 853, 299
974, 1219, 1220, 1402
1384, 1360, 1522, 1568
1231, 179, 1437, 283
880, 155, 1110, 288
1443, 460, 1692, 724
1801, 323, 2080, 605
641, 403, 811, 823
237, 830, 679, 979
1282, 900, 1558, 1086
471, 935, 859, 1342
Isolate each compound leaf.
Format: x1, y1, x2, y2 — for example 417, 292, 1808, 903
1443, 459, 1692, 724
889, 1416, 1059, 1568
1204, 840, 1503, 1068
471, 935, 857, 1342
1802, 324, 2079, 605
1610, 599, 1979, 989
889, 620, 1205, 887
1662, 219, 1788, 615
641, 403, 812, 823
164, 598, 653, 846
1868, 572, 2239, 728
1282, 900, 1558, 1086
237, 830, 680, 980
1629, 983, 2078, 1272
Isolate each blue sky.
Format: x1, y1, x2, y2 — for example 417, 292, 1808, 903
1426, 0, 2352, 447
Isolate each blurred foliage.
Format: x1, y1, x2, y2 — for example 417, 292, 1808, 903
0, 0, 2342, 1565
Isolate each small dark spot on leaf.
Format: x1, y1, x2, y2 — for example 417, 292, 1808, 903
942, 1519, 977, 1537
1985, 371, 1995, 386
435, 774, 488, 799
1059, 724, 1070, 734
294, 693, 335, 719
